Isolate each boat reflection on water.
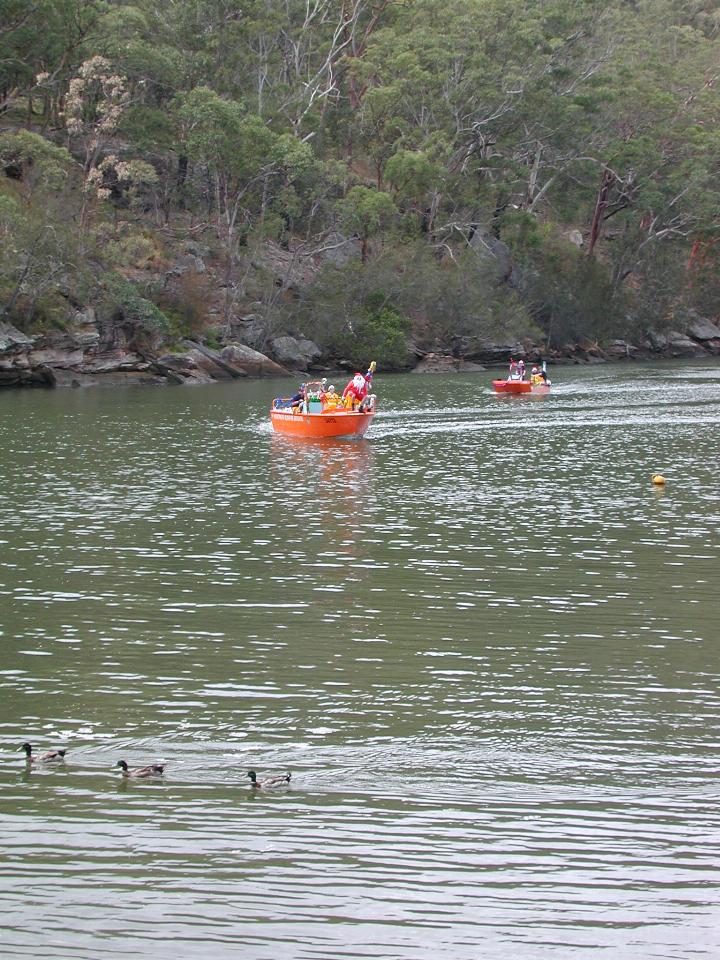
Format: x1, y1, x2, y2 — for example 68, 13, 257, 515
268, 435, 376, 568
267, 437, 379, 625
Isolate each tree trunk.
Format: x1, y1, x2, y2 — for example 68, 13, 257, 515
176, 154, 188, 209
491, 195, 508, 239
525, 144, 542, 209
587, 168, 613, 258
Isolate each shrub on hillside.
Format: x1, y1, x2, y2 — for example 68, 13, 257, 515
156, 267, 215, 341
329, 300, 411, 371
101, 274, 170, 347
298, 243, 535, 364
511, 229, 625, 346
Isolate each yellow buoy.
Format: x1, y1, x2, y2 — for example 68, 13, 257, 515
651, 474, 666, 486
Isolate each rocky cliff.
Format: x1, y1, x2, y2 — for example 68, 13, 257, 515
2, 312, 719, 390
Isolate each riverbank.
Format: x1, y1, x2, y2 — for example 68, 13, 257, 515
2, 313, 720, 389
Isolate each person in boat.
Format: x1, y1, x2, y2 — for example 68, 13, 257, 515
287, 383, 306, 411
323, 384, 341, 409
342, 361, 376, 409
507, 358, 525, 381
274, 384, 305, 409
530, 366, 543, 386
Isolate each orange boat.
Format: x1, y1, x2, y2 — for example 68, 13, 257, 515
270, 380, 376, 439
492, 379, 550, 395
493, 361, 551, 395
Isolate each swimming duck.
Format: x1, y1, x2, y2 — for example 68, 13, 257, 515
115, 760, 165, 778
247, 770, 291, 789
21, 742, 67, 763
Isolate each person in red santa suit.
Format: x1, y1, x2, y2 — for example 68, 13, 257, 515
342, 361, 376, 409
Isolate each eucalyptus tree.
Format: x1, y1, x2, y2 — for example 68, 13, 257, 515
338, 185, 399, 262
178, 87, 276, 319
353, 0, 616, 238
566, 0, 720, 311
0, 130, 77, 323
0, 0, 106, 123
195, 0, 400, 132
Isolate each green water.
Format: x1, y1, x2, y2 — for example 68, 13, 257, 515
1, 362, 719, 959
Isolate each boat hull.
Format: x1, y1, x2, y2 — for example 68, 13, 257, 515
270, 409, 375, 439
492, 380, 549, 395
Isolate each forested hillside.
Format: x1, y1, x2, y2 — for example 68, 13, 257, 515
1, 0, 718, 374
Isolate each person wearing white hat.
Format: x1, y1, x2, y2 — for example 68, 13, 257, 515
323, 384, 341, 409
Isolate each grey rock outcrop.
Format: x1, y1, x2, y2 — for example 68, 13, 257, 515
154, 351, 218, 384
269, 335, 322, 370
179, 340, 248, 380
0, 321, 34, 352
685, 316, 720, 353
315, 232, 362, 265
0, 299, 296, 388
645, 329, 707, 357
168, 253, 207, 277
221, 343, 288, 377
228, 317, 266, 350
686, 316, 720, 341
157, 340, 285, 384
412, 353, 485, 373
0, 323, 47, 385
451, 336, 524, 363
468, 229, 513, 280
1, 310, 164, 387
604, 339, 640, 359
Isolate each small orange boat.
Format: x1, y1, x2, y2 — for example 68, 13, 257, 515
492, 379, 550, 395
270, 380, 376, 439
493, 361, 551, 395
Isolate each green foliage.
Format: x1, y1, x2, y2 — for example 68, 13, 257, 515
101, 274, 170, 337
687, 245, 720, 321
385, 150, 440, 205
501, 213, 545, 254
1, 0, 718, 349
0, 151, 79, 325
0, 193, 21, 233
118, 107, 177, 151
335, 303, 412, 371
178, 87, 273, 180
383, 243, 534, 349
340, 186, 398, 234
271, 134, 315, 180
156, 267, 215, 340
20, 291, 69, 332
338, 187, 399, 261
516, 232, 624, 346
0, 130, 73, 197
103, 232, 159, 269
301, 243, 536, 366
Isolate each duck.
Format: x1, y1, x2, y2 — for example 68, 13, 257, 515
115, 760, 165, 778
247, 769, 291, 789
21, 742, 67, 763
